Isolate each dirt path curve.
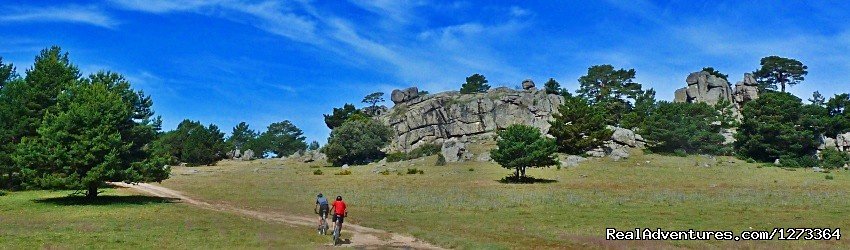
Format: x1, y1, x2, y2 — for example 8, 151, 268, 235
110, 182, 444, 249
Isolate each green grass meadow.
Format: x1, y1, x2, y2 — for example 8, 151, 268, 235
157, 149, 850, 249
0, 188, 325, 249
2, 149, 848, 249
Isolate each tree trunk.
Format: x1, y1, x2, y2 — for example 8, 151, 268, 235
514, 168, 520, 179
86, 184, 98, 198
520, 167, 526, 178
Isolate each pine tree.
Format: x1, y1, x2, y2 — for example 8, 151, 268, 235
548, 94, 612, 154
459, 73, 490, 94
490, 124, 559, 181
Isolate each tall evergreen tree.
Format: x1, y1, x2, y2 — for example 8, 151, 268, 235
459, 73, 490, 94
809, 91, 826, 106
261, 120, 307, 157
228, 122, 258, 150
734, 92, 822, 167
14, 80, 169, 197
323, 103, 364, 129
753, 56, 808, 92
548, 94, 612, 154
576, 65, 643, 125
543, 78, 562, 95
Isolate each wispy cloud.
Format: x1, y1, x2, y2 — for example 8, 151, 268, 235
110, 0, 531, 92
0, 4, 118, 29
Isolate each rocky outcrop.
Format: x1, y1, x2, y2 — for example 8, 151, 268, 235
522, 79, 535, 90
674, 72, 760, 111
284, 150, 327, 163
380, 87, 564, 151
673, 71, 733, 106
242, 149, 255, 161
391, 87, 421, 104
734, 73, 759, 106
836, 133, 850, 152
582, 126, 645, 161
441, 137, 473, 162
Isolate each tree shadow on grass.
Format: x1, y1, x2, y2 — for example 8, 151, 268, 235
497, 175, 558, 184
34, 194, 178, 206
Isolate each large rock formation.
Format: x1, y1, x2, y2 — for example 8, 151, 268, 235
379, 87, 564, 151
673, 71, 733, 106
734, 73, 760, 106
674, 71, 760, 110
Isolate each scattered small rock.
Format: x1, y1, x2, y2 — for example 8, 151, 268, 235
813, 167, 824, 173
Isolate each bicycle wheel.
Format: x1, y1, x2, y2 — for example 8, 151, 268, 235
332, 223, 341, 245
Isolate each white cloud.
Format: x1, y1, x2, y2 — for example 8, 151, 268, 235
0, 5, 118, 28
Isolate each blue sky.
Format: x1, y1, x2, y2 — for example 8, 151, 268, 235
2, 0, 849, 144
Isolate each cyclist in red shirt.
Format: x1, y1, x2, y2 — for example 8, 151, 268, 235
330, 196, 347, 233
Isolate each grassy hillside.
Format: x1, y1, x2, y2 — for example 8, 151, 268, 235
159, 150, 850, 249
0, 188, 325, 249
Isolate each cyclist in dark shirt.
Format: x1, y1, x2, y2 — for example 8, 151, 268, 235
315, 193, 329, 232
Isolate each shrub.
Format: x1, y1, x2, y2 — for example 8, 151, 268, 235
406, 168, 424, 175
379, 170, 391, 175
779, 155, 819, 168
0, 190, 6, 196
313, 169, 323, 175
309, 165, 322, 168
435, 153, 446, 166
820, 148, 850, 169
468, 168, 475, 172
335, 169, 352, 175
386, 143, 441, 162
826, 175, 834, 180
385, 152, 406, 162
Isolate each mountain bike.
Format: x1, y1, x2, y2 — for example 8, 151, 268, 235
318, 215, 329, 235
332, 217, 343, 245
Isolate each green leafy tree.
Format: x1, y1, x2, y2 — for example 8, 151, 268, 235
460, 73, 490, 94
734, 92, 822, 166
576, 65, 643, 125
323, 103, 365, 129
308, 141, 320, 151
620, 88, 656, 130
260, 120, 307, 157
490, 124, 559, 181
820, 148, 850, 169
0, 47, 81, 190
362, 92, 385, 108
548, 94, 612, 154
0, 57, 16, 89
543, 78, 562, 95
701, 67, 729, 81
154, 120, 228, 166
19, 46, 81, 139
323, 119, 392, 166
809, 91, 826, 106
13, 80, 169, 197
753, 56, 808, 92
228, 122, 258, 150
641, 102, 727, 155
824, 93, 850, 137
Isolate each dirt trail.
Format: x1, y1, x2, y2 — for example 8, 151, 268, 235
110, 182, 444, 249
